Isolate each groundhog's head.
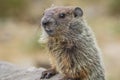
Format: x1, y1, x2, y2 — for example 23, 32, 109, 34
39, 6, 83, 43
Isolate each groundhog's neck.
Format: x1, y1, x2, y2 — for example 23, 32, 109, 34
48, 18, 93, 49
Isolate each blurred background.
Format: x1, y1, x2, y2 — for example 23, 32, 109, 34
0, 0, 120, 80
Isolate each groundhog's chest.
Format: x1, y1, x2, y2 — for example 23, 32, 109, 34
48, 39, 76, 54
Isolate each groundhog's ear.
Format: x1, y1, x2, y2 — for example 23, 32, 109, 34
74, 7, 83, 17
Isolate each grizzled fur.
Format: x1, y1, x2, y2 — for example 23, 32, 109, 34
40, 6, 105, 80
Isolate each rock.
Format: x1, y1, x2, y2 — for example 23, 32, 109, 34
0, 61, 62, 80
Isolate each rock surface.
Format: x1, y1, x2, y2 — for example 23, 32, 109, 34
0, 61, 62, 80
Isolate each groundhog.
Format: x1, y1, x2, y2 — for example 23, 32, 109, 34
39, 6, 105, 80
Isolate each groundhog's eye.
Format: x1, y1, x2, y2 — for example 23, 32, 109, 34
59, 13, 66, 18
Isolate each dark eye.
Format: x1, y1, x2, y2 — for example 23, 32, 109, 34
59, 13, 66, 18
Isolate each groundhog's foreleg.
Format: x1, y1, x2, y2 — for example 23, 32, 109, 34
40, 54, 58, 79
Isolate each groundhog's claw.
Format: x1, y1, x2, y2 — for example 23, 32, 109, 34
59, 77, 80, 80
40, 69, 57, 79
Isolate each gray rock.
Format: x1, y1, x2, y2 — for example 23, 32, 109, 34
0, 61, 62, 80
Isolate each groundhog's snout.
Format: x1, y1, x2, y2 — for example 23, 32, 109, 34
41, 17, 56, 36
42, 18, 50, 26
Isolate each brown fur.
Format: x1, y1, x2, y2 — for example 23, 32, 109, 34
40, 6, 105, 80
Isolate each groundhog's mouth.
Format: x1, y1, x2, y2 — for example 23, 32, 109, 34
45, 29, 55, 37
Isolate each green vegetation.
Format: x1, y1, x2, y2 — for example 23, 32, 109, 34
0, 0, 27, 18
112, 24, 120, 36
24, 33, 46, 53
109, 0, 120, 15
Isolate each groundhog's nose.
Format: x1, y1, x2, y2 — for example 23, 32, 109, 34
42, 20, 50, 26
42, 17, 55, 27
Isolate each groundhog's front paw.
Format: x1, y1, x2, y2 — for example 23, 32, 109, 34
40, 69, 57, 79
59, 77, 80, 80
